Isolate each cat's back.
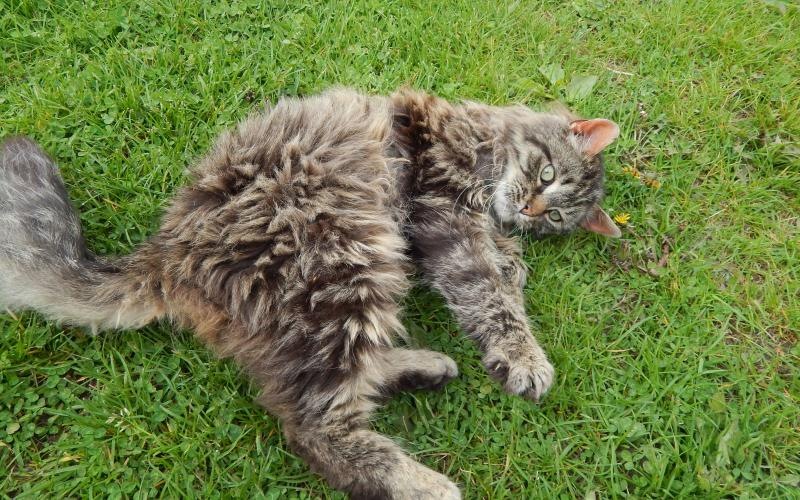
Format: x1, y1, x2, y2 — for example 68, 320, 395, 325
153, 88, 404, 332
195, 88, 393, 183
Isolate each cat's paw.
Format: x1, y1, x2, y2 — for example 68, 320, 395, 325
395, 351, 459, 392
421, 351, 459, 389
483, 345, 554, 402
408, 467, 461, 500
387, 460, 461, 500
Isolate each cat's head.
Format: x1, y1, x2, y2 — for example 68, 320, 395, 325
489, 108, 621, 238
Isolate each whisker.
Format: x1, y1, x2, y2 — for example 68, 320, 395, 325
448, 177, 490, 231
483, 180, 504, 219
447, 159, 504, 232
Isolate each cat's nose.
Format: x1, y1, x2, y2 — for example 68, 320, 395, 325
520, 197, 547, 217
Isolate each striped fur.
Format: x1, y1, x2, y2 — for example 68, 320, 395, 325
0, 87, 618, 499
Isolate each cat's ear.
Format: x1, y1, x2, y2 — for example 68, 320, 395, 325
570, 119, 620, 157
580, 204, 621, 238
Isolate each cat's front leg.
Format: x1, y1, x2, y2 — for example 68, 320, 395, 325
410, 201, 554, 401
491, 231, 528, 292
483, 232, 554, 399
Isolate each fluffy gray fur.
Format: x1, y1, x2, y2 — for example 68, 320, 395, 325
0, 88, 620, 499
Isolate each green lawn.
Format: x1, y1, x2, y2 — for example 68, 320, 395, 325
1, 0, 798, 498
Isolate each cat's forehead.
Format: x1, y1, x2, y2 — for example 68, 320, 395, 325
502, 108, 601, 173
508, 109, 570, 135
519, 119, 584, 167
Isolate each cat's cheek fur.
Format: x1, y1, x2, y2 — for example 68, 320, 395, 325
491, 181, 512, 223
491, 152, 525, 226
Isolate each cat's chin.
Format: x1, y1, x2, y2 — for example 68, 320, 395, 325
508, 215, 565, 238
493, 210, 527, 232
493, 213, 543, 236
490, 203, 537, 234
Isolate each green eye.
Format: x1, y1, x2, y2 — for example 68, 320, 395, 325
548, 210, 562, 222
540, 164, 555, 183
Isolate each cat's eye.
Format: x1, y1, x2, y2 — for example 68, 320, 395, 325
548, 210, 562, 222
540, 164, 555, 183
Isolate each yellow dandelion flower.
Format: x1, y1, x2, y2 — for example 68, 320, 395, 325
622, 166, 641, 179
613, 212, 631, 225
644, 178, 661, 189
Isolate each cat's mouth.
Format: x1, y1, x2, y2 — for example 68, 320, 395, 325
491, 182, 549, 232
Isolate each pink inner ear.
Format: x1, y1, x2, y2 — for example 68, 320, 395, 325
570, 119, 620, 156
580, 205, 621, 238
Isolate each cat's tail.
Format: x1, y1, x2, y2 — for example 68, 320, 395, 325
0, 137, 164, 332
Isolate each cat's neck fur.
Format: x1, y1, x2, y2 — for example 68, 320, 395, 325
389, 89, 502, 218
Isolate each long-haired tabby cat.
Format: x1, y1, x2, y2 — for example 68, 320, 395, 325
0, 88, 620, 499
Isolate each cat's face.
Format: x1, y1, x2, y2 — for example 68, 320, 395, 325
491, 110, 621, 238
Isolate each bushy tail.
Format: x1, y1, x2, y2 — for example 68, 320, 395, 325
0, 137, 163, 331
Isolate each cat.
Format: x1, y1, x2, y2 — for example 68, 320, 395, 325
0, 87, 620, 499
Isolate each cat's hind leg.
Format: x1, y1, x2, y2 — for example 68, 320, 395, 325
171, 294, 461, 499
281, 360, 461, 500
377, 347, 458, 395
236, 209, 459, 498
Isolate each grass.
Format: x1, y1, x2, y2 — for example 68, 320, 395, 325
1, 0, 798, 498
